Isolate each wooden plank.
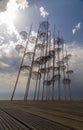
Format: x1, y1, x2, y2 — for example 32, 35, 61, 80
0, 101, 83, 130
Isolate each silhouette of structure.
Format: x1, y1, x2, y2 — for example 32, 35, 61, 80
11, 20, 73, 101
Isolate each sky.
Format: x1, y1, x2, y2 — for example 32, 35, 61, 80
0, 0, 83, 100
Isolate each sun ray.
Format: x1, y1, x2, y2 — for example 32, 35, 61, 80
0, 0, 19, 36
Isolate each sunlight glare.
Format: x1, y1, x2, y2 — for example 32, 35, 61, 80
0, 0, 19, 35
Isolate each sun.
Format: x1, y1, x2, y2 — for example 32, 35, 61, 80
0, 0, 18, 35
6, 0, 18, 22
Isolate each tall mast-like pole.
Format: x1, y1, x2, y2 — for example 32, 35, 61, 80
42, 21, 49, 101
47, 34, 52, 101
46, 32, 51, 101
37, 65, 41, 101
33, 66, 40, 101
11, 25, 32, 101
62, 42, 67, 100
33, 46, 43, 101
24, 26, 40, 101
66, 50, 72, 101
42, 40, 47, 100
52, 26, 55, 101
57, 35, 61, 101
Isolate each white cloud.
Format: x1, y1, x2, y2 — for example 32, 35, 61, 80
40, 6, 49, 18
0, 38, 83, 99
0, 0, 29, 73
75, 22, 81, 29
0, 31, 37, 74
72, 22, 81, 35
63, 42, 83, 88
0, 0, 28, 12
16, 0, 28, 9
0, 36, 4, 44
0, 0, 29, 39
72, 28, 77, 35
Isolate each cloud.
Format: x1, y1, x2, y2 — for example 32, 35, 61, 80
0, 37, 83, 99
16, 0, 28, 9
0, 0, 28, 13
67, 42, 83, 98
0, 0, 29, 39
0, 36, 29, 74
75, 22, 81, 29
0, 31, 37, 74
0, 42, 21, 73
72, 28, 76, 35
67, 42, 83, 73
40, 6, 49, 18
0, 0, 9, 12
72, 22, 81, 35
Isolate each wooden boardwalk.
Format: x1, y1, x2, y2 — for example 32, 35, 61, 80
0, 101, 83, 130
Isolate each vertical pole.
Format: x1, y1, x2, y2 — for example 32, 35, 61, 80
37, 65, 41, 100
24, 39, 38, 100
34, 31, 45, 101
57, 36, 61, 101
69, 83, 71, 101
42, 22, 48, 101
66, 54, 71, 100
46, 32, 51, 101
62, 43, 67, 100
33, 69, 39, 101
11, 25, 32, 101
47, 36, 51, 101
24, 27, 40, 101
65, 48, 71, 101
52, 26, 55, 101
42, 40, 46, 101
37, 44, 45, 101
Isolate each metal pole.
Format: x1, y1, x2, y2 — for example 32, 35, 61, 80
62, 43, 67, 100
11, 25, 32, 101
42, 20, 50, 101
52, 26, 55, 101
24, 27, 40, 101
33, 41, 43, 101
46, 32, 51, 101
42, 32, 48, 101
66, 53, 71, 100
42, 40, 46, 101
57, 36, 61, 101
33, 70, 39, 101
37, 65, 41, 101
65, 48, 71, 101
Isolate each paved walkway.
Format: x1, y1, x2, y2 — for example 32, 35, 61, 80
0, 101, 83, 130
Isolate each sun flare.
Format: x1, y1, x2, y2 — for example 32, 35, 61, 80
6, 0, 18, 22
0, 0, 18, 35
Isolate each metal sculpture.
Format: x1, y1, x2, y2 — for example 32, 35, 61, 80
11, 21, 74, 101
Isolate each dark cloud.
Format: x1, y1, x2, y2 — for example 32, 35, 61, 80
15, 44, 25, 53
0, 43, 22, 74
0, 55, 21, 73
0, 41, 31, 74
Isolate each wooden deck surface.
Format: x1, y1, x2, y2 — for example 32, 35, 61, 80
0, 100, 83, 130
